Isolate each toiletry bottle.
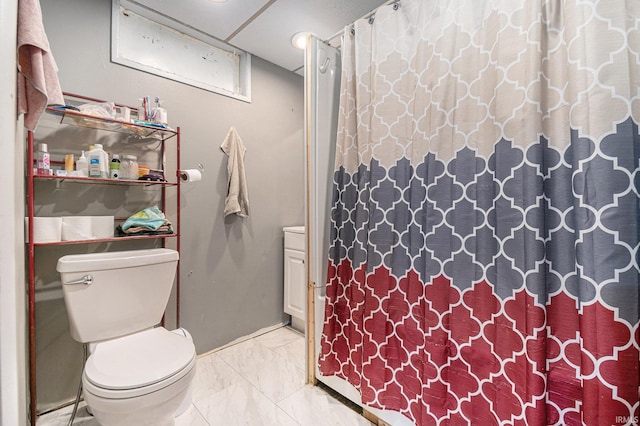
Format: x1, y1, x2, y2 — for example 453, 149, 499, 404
99, 145, 109, 178
152, 97, 167, 125
138, 98, 146, 121
76, 150, 88, 177
36, 143, 51, 175
110, 154, 121, 179
64, 154, 74, 173
88, 144, 109, 178
121, 154, 138, 180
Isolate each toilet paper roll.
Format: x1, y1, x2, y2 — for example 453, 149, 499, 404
92, 216, 115, 239
62, 216, 93, 241
179, 169, 202, 183
25, 217, 62, 243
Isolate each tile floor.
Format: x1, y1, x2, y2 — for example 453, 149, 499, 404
37, 326, 374, 426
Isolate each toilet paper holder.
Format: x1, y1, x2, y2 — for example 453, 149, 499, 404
178, 163, 204, 183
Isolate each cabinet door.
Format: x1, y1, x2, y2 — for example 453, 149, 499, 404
284, 248, 305, 319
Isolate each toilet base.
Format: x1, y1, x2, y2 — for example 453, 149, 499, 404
174, 382, 193, 417
83, 362, 196, 426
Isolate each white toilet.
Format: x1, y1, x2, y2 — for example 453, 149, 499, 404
57, 248, 196, 426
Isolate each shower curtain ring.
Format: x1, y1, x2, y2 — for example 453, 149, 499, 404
368, 16, 375, 24
393, 2, 400, 10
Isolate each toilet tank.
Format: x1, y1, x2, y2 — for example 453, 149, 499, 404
57, 248, 179, 343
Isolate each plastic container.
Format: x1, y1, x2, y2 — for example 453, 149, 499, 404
76, 151, 88, 177
110, 154, 121, 179
138, 165, 150, 178
88, 144, 109, 178
120, 155, 138, 180
137, 99, 146, 121
36, 143, 51, 175
152, 107, 167, 125
64, 154, 74, 173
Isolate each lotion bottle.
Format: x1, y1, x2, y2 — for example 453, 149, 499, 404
76, 150, 88, 177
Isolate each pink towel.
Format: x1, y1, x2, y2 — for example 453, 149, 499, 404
17, 0, 64, 131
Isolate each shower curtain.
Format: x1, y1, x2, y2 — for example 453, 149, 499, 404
318, 1, 640, 425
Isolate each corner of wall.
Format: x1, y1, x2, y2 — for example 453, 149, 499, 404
0, 0, 28, 424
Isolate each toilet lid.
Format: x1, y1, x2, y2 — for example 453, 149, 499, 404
85, 327, 195, 390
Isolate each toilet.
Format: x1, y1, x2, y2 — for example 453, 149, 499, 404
57, 248, 196, 426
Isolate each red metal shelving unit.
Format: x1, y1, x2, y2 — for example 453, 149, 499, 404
26, 93, 181, 425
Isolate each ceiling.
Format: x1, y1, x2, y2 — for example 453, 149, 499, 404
134, 0, 388, 75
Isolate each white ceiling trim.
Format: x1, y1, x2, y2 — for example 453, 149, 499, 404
225, 0, 278, 42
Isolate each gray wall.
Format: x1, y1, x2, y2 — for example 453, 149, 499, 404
37, 0, 304, 411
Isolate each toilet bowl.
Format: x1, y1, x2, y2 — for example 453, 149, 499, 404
57, 249, 195, 426
83, 328, 196, 426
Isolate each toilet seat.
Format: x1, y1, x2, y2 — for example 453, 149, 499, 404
84, 327, 196, 399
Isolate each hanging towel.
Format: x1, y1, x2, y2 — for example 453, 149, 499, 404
17, 0, 64, 131
220, 127, 249, 218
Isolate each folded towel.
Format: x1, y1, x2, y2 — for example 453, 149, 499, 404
220, 127, 250, 218
122, 206, 170, 232
17, 0, 64, 130
116, 224, 174, 237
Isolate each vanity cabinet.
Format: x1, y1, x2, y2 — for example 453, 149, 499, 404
283, 226, 305, 330
25, 93, 181, 423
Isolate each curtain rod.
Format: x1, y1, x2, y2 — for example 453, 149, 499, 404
324, 0, 399, 44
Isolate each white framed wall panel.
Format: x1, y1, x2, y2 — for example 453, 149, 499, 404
112, 0, 251, 102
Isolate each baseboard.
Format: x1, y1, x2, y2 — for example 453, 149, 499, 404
197, 322, 288, 358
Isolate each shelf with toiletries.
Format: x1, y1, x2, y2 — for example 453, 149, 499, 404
27, 92, 181, 245
45, 100, 176, 140
32, 174, 178, 186
26, 92, 182, 421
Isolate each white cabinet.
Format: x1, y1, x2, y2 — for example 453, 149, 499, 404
284, 226, 305, 325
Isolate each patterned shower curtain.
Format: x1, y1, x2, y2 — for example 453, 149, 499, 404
318, 1, 640, 425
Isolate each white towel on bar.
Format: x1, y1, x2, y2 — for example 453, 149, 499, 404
220, 127, 249, 218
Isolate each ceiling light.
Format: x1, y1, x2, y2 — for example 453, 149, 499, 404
291, 32, 314, 50
209, 0, 228, 3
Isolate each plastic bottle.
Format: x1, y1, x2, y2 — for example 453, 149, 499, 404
110, 154, 121, 179
88, 144, 109, 178
76, 151, 88, 177
121, 154, 138, 180
64, 154, 74, 173
152, 97, 168, 125
138, 98, 146, 121
36, 143, 51, 175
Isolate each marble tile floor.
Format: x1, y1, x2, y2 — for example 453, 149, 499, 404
37, 326, 374, 426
